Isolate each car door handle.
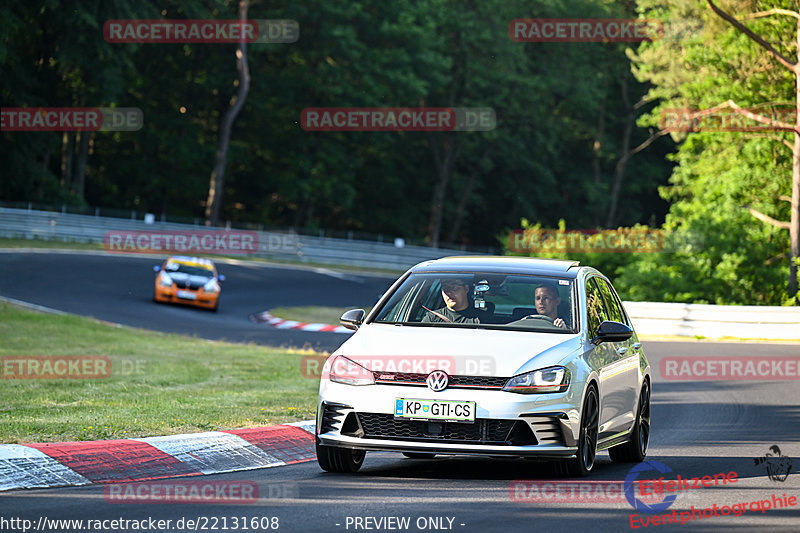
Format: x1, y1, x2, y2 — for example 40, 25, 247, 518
617, 347, 628, 355
632, 342, 642, 351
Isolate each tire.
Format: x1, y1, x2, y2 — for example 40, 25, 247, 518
316, 441, 365, 473
555, 385, 599, 477
609, 380, 650, 463
402, 452, 436, 459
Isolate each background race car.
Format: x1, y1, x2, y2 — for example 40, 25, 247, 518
153, 256, 224, 311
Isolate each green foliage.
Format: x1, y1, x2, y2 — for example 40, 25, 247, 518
621, 0, 796, 304
1, 0, 673, 247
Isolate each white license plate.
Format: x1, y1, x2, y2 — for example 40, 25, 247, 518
177, 290, 197, 300
394, 399, 475, 423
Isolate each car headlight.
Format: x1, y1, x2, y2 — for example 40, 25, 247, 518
329, 355, 374, 386
503, 366, 569, 394
203, 279, 220, 293
158, 272, 173, 287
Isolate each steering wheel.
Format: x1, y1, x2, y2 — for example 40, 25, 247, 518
522, 314, 555, 323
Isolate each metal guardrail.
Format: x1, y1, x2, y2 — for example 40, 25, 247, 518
623, 301, 800, 340
0, 207, 478, 270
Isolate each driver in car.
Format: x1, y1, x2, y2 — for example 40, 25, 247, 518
525, 283, 566, 328
421, 277, 481, 324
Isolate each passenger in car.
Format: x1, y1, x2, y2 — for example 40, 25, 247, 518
530, 283, 567, 328
421, 277, 481, 324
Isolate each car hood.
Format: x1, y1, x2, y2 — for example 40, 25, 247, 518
336, 323, 583, 377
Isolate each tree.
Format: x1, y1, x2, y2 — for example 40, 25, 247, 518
204, 0, 250, 226
621, 0, 796, 304
705, 0, 799, 296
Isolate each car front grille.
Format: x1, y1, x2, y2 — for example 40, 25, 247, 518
373, 372, 508, 390
350, 413, 536, 445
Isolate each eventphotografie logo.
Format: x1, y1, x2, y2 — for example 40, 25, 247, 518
625, 461, 679, 513
753, 445, 793, 482
1, 107, 142, 131
300, 107, 495, 132
104, 19, 299, 43
509, 18, 663, 42
660, 356, 800, 381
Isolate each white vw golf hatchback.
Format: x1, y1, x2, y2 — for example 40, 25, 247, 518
315, 257, 651, 477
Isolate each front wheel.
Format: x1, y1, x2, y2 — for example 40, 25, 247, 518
609, 381, 650, 463
316, 441, 365, 473
555, 386, 599, 477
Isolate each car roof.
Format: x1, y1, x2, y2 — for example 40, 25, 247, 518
410, 256, 581, 278
166, 256, 215, 268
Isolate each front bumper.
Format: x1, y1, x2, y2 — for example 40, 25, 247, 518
154, 285, 219, 309
316, 380, 583, 458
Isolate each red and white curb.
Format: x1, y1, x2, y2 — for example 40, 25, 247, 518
250, 310, 352, 334
0, 421, 316, 492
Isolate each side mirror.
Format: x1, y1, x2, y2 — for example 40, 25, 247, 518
153, 265, 161, 272
340, 309, 365, 331
218, 274, 226, 282
591, 320, 633, 344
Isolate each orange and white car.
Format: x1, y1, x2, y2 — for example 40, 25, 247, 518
153, 256, 224, 311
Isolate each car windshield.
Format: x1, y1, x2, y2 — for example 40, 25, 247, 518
373, 272, 576, 333
164, 262, 214, 278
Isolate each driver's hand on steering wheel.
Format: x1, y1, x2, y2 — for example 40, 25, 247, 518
553, 318, 565, 328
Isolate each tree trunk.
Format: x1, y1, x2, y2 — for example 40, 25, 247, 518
606, 78, 634, 228
205, 0, 251, 226
73, 130, 90, 199
591, 99, 605, 226
446, 147, 490, 244
60, 131, 74, 190
427, 132, 461, 248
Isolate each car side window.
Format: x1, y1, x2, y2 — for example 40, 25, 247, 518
596, 278, 626, 325
585, 278, 608, 339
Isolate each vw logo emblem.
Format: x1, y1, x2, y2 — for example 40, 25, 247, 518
426, 370, 449, 392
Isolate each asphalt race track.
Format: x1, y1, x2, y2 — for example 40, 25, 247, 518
3, 341, 799, 533
0, 250, 395, 352
1, 250, 798, 532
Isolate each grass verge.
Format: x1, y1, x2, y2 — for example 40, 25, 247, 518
0, 237, 103, 251
0, 302, 319, 444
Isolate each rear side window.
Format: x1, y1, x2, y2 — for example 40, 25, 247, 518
595, 278, 626, 325
585, 278, 608, 339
